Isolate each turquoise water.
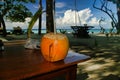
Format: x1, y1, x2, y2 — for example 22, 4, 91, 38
7, 29, 117, 34
89, 29, 117, 34
31, 29, 117, 34
32, 29, 117, 34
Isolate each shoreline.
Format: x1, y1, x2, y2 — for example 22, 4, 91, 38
5, 28, 117, 34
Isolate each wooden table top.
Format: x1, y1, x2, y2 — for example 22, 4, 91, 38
0, 45, 90, 80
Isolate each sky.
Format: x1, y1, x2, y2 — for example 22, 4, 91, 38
5, 0, 118, 30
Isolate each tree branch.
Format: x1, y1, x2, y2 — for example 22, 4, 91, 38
93, 0, 118, 28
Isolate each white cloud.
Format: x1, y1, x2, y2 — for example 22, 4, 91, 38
56, 8, 100, 29
56, 2, 66, 8
78, 8, 93, 24
88, 17, 99, 26
5, 17, 31, 29
5, 21, 27, 29
5, 17, 45, 29
5, 8, 112, 30
33, 5, 39, 9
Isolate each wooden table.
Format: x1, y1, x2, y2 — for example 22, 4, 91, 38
0, 44, 90, 80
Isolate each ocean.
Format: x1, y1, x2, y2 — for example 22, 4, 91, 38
6, 28, 117, 34
31, 29, 117, 34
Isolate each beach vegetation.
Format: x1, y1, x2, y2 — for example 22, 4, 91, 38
0, 0, 36, 37
59, 29, 67, 34
12, 26, 24, 35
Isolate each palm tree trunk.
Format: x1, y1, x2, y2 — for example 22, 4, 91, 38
38, 0, 42, 35
0, 15, 7, 37
117, 6, 120, 33
46, 0, 54, 33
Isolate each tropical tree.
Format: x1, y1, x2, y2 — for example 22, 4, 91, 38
0, 0, 35, 36
108, 0, 120, 33
93, 0, 120, 33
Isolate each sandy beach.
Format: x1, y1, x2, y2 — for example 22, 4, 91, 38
0, 33, 120, 80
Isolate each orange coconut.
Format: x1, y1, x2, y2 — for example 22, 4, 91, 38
40, 33, 69, 62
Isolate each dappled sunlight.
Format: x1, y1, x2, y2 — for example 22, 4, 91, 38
84, 64, 103, 71
79, 58, 116, 71
87, 71, 120, 80
95, 57, 105, 61
104, 58, 114, 62
77, 54, 120, 80
78, 58, 97, 66
79, 49, 92, 53
87, 74, 101, 80
99, 48, 111, 51
102, 71, 119, 77
74, 35, 120, 80
103, 51, 112, 54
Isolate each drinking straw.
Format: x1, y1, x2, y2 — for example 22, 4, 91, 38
53, 0, 56, 34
